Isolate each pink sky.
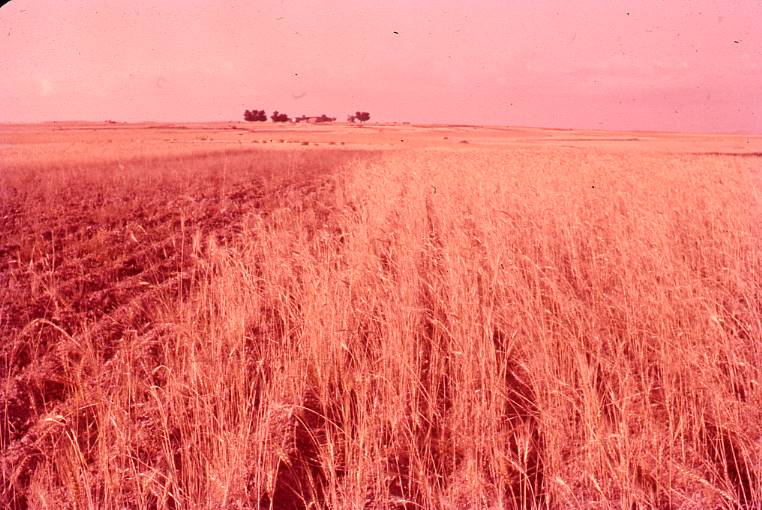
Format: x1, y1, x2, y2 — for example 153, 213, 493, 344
1, 0, 760, 132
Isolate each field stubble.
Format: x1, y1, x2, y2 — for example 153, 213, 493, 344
1, 134, 761, 509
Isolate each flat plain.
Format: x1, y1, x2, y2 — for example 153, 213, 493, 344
2, 122, 761, 509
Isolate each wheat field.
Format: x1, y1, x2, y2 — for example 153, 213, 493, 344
2, 123, 761, 509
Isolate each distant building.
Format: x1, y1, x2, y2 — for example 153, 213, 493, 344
295, 115, 336, 124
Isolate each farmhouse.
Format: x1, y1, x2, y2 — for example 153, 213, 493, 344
295, 114, 336, 123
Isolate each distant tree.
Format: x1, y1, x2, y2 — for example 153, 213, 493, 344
347, 114, 356, 123
271, 110, 291, 123
355, 111, 370, 123
244, 109, 267, 121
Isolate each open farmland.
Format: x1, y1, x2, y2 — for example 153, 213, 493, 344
1, 123, 762, 509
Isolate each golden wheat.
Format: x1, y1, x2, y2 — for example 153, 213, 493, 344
2, 128, 761, 509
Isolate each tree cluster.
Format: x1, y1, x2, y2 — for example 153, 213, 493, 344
243, 109, 369, 123
243, 109, 267, 122
270, 111, 291, 123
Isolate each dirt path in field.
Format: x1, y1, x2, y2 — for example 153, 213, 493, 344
0, 149, 369, 482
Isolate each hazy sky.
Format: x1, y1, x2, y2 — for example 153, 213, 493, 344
1, 1, 760, 132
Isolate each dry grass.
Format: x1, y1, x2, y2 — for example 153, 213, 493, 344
2, 126, 761, 509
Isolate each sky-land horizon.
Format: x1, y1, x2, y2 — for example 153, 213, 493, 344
1, 1, 760, 134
